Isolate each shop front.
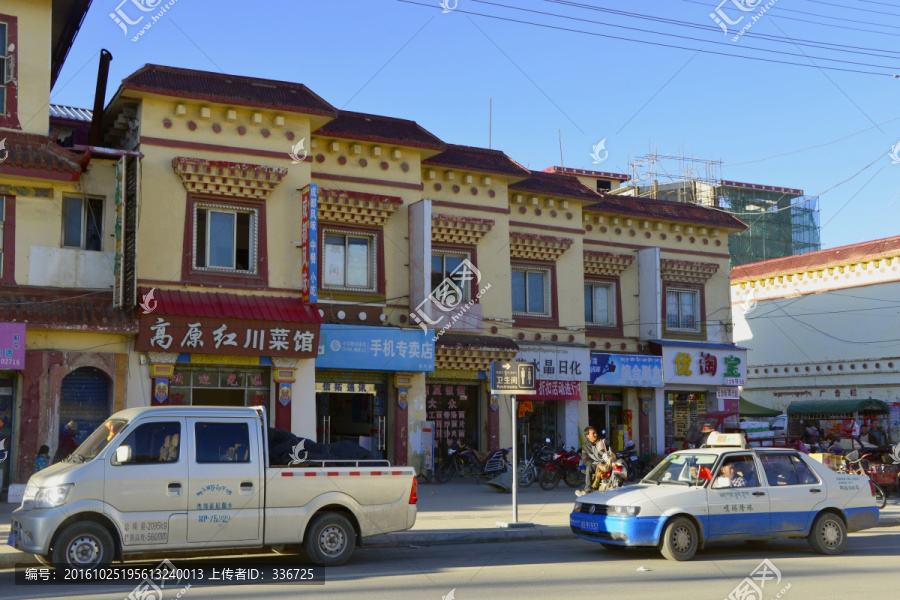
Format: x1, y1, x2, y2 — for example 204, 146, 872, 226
589, 353, 663, 454
136, 288, 320, 434
649, 341, 748, 452
516, 342, 590, 452
315, 324, 433, 463
429, 334, 519, 458
0, 323, 25, 498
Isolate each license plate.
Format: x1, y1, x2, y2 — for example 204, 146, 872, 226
579, 520, 599, 532
7, 531, 17, 548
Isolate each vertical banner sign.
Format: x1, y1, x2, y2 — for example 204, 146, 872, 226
299, 185, 310, 303
309, 183, 318, 303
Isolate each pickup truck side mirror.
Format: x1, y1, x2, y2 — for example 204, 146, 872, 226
115, 445, 132, 465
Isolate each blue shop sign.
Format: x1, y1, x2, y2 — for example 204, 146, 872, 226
316, 325, 435, 372
590, 353, 663, 387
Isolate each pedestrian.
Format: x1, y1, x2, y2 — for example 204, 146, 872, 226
34, 445, 51, 473
870, 421, 887, 446
53, 421, 79, 463
577, 426, 606, 497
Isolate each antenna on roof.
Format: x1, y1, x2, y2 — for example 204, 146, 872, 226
489, 97, 492, 149
558, 128, 564, 168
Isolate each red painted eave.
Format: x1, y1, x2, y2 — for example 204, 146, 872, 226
140, 287, 322, 323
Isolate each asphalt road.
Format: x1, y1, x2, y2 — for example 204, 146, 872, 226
2, 529, 899, 600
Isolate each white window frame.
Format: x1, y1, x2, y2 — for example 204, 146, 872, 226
431, 249, 473, 302
192, 201, 258, 274
666, 286, 701, 333
0, 21, 10, 113
511, 265, 552, 318
62, 195, 104, 251
321, 227, 378, 293
585, 281, 616, 327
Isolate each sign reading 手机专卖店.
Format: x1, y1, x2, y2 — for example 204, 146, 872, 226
136, 315, 319, 359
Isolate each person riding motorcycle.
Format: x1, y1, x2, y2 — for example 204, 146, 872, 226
576, 426, 609, 496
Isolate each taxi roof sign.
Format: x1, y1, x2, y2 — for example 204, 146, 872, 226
704, 431, 748, 448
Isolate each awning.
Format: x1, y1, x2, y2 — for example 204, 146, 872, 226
739, 397, 781, 418
139, 287, 320, 322
786, 399, 889, 417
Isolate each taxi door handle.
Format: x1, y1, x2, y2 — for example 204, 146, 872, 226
752, 492, 765, 496
809, 488, 822, 493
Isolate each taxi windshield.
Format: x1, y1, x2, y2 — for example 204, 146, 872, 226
69, 418, 128, 463
645, 452, 718, 486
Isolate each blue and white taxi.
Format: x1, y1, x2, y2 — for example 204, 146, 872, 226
570, 432, 879, 560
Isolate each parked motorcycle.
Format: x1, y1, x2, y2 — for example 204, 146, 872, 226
436, 440, 510, 484
538, 446, 582, 490
621, 440, 644, 481
517, 441, 554, 488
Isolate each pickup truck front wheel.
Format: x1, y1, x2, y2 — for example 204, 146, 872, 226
51, 522, 115, 568
305, 513, 356, 566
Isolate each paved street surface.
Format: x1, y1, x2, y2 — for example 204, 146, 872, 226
2, 530, 900, 600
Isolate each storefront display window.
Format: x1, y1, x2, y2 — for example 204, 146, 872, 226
519, 401, 558, 451
666, 392, 707, 448
168, 365, 270, 407
427, 383, 479, 454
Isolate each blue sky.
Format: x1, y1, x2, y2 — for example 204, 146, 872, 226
53, 0, 900, 251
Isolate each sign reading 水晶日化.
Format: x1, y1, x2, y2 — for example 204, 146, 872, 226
515, 344, 590, 382
490, 361, 536, 394
136, 315, 319, 358
0, 323, 26, 370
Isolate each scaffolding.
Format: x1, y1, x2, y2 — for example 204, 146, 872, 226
619, 151, 821, 267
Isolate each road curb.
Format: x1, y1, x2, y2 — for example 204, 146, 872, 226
362, 526, 574, 548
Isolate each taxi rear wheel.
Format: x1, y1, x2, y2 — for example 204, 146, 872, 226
660, 516, 698, 561
807, 513, 846, 555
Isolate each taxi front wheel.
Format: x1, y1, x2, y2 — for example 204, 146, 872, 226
660, 516, 698, 561
808, 513, 847, 555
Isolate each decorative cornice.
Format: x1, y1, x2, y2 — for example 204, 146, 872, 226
435, 347, 518, 372
509, 231, 573, 262
432, 213, 495, 244
147, 352, 179, 364
171, 157, 287, 200
583, 250, 634, 277
660, 258, 719, 284
318, 188, 403, 226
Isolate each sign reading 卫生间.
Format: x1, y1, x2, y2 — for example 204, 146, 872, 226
316, 324, 435, 372
515, 343, 591, 382
136, 315, 319, 358
0, 323, 26, 370
659, 345, 748, 387
590, 353, 663, 387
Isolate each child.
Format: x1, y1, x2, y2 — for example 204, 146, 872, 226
34, 445, 50, 473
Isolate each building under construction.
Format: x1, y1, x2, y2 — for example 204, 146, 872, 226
547, 155, 821, 267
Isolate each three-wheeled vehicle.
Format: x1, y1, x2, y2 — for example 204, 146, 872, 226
786, 399, 897, 495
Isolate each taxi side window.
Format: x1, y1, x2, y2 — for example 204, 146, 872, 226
195, 422, 250, 463
117, 422, 180, 464
761, 454, 815, 485
719, 455, 761, 487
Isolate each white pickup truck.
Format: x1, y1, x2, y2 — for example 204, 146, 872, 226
8, 406, 417, 567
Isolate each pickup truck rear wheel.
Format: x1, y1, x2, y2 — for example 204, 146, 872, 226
305, 513, 356, 566
51, 522, 115, 568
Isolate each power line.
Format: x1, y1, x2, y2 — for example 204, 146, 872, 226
800, 0, 900, 19
397, 1, 900, 77
545, 0, 900, 59
679, 0, 900, 31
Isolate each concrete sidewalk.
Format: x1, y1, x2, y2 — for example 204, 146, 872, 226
1, 478, 898, 568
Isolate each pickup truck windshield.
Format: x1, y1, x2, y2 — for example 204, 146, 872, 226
70, 418, 128, 462
645, 452, 718, 485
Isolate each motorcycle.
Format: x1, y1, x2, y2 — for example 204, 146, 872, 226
592, 449, 629, 491
538, 446, 582, 490
517, 441, 554, 488
620, 440, 644, 482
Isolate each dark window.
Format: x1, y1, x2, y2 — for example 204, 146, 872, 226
0, 22, 7, 114
760, 454, 818, 486
195, 422, 250, 463
431, 252, 470, 301
63, 197, 103, 251
717, 455, 760, 488
116, 422, 180, 464
596, 180, 612, 192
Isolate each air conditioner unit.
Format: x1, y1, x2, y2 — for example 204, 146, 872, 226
0, 55, 14, 85
0, 56, 9, 84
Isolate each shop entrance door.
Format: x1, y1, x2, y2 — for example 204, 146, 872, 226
0, 375, 15, 497
587, 400, 623, 449
316, 384, 387, 459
